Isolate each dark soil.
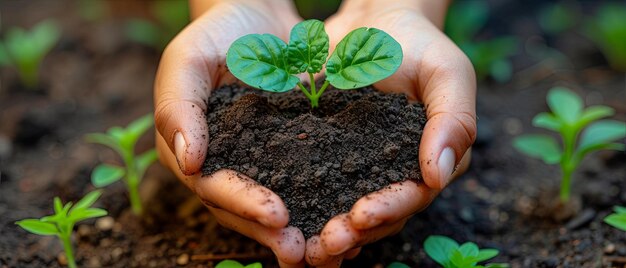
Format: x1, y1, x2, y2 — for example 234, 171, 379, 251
201, 85, 426, 238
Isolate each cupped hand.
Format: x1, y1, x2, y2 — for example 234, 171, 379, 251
306, 0, 477, 266
153, 1, 305, 266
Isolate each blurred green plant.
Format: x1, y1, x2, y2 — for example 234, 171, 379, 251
86, 114, 158, 215
537, 2, 579, 35
386, 262, 411, 268
0, 20, 60, 89
15, 191, 107, 268
216, 260, 262, 268
444, 1, 518, 83
77, 0, 109, 22
125, 0, 189, 50
604, 206, 626, 232
424, 235, 509, 268
513, 87, 626, 203
584, 3, 626, 71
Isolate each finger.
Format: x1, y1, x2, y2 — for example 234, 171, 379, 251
349, 180, 438, 229
320, 214, 407, 255
209, 207, 305, 265
417, 40, 477, 190
156, 134, 289, 228
305, 236, 344, 267
344, 247, 362, 260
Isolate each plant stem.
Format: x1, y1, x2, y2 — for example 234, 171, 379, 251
560, 166, 573, 202
297, 82, 313, 99
18, 62, 39, 89
60, 234, 76, 268
559, 127, 577, 203
308, 73, 317, 96
123, 151, 143, 215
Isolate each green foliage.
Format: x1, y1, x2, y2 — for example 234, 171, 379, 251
604, 206, 626, 231
0, 20, 60, 89
444, 2, 517, 83
386, 262, 411, 268
424, 235, 508, 268
126, 0, 189, 50
16, 191, 107, 268
584, 3, 626, 71
215, 260, 262, 268
538, 2, 578, 35
86, 114, 158, 215
226, 19, 402, 108
513, 87, 626, 202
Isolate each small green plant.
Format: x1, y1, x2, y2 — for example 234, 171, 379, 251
513, 87, 626, 203
216, 260, 262, 268
584, 3, 626, 71
226, 19, 403, 108
125, 0, 189, 50
604, 206, 626, 231
444, 1, 517, 83
0, 20, 60, 89
86, 114, 158, 215
424, 235, 509, 268
15, 191, 108, 268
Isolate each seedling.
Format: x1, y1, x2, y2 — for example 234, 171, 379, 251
604, 206, 626, 232
0, 20, 60, 89
86, 114, 158, 215
125, 0, 189, 50
15, 191, 107, 268
444, 1, 517, 82
424, 235, 509, 268
513, 87, 626, 202
583, 3, 626, 71
226, 19, 403, 108
216, 260, 262, 268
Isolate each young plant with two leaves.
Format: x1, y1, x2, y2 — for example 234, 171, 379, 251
226, 19, 403, 108
15, 191, 108, 268
215, 260, 262, 268
0, 20, 60, 89
424, 235, 509, 268
513, 87, 626, 203
86, 114, 158, 215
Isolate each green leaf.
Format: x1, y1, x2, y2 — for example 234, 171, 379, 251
604, 213, 626, 231
215, 260, 245, 268
92, 164, 125, 187
476, 249, 500, 262
538, 3, 577, 35
72, 190, 102, 210
450, 249, 478, 268
122, 114, 154, 148
326, 27, 403, 89
532, 112, 562, 131
547, 87, 583, 124
485, 263, 510, 268
577, 106, 614, 128
244, 263, 263, 268
459, 242, 479, 257
577, 120, 626, 155
31, 20, 61, 54
444, 1, 489, 43
287, 19, 329, 74
54, 197, 63, 214
136, 149, 158, 178
126, 19, 161, 48
424, 235, 459, 266
69, 208, 108, 222
489, 59, 512, 83
226, 34, 299, 92
512, 135, 562, 164
85, 133, 123, 153
16, 219, 59, 236
615, 206, 626, 214
386, 262, 411, 268
0, 43, 10, 66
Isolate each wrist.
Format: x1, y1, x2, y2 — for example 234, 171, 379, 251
338, 0, 450, 29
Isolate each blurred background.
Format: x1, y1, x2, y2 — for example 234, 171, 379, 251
0, 0, 624, 267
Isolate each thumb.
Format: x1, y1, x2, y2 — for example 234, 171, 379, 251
418, 47, 477, 190
154, 32, 219, 175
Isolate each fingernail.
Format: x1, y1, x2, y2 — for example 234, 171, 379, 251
174, 132, 187, 172
437, 147, 455, 188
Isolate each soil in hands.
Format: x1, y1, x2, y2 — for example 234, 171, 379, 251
201, 85, 427, 238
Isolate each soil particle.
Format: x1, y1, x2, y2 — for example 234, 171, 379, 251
202, 85, 426, 237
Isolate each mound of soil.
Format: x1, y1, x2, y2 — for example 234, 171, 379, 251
202, 85, 427, 237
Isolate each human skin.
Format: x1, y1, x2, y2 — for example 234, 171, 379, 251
154, 0, 476, 267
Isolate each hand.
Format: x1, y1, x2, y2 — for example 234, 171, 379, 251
306, 0, 477, 266
154, 1, 306, 267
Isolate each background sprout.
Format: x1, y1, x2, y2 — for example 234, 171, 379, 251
86, 114, 158, 215
424, 235, 509, 268
444, 1, 518, 83
513, 87, 626, 203
583, 3, 626, 71
0, 19, 60, 89
604, 206, 626, 232
15, 191, 108, 268
125, 0, 189, 50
